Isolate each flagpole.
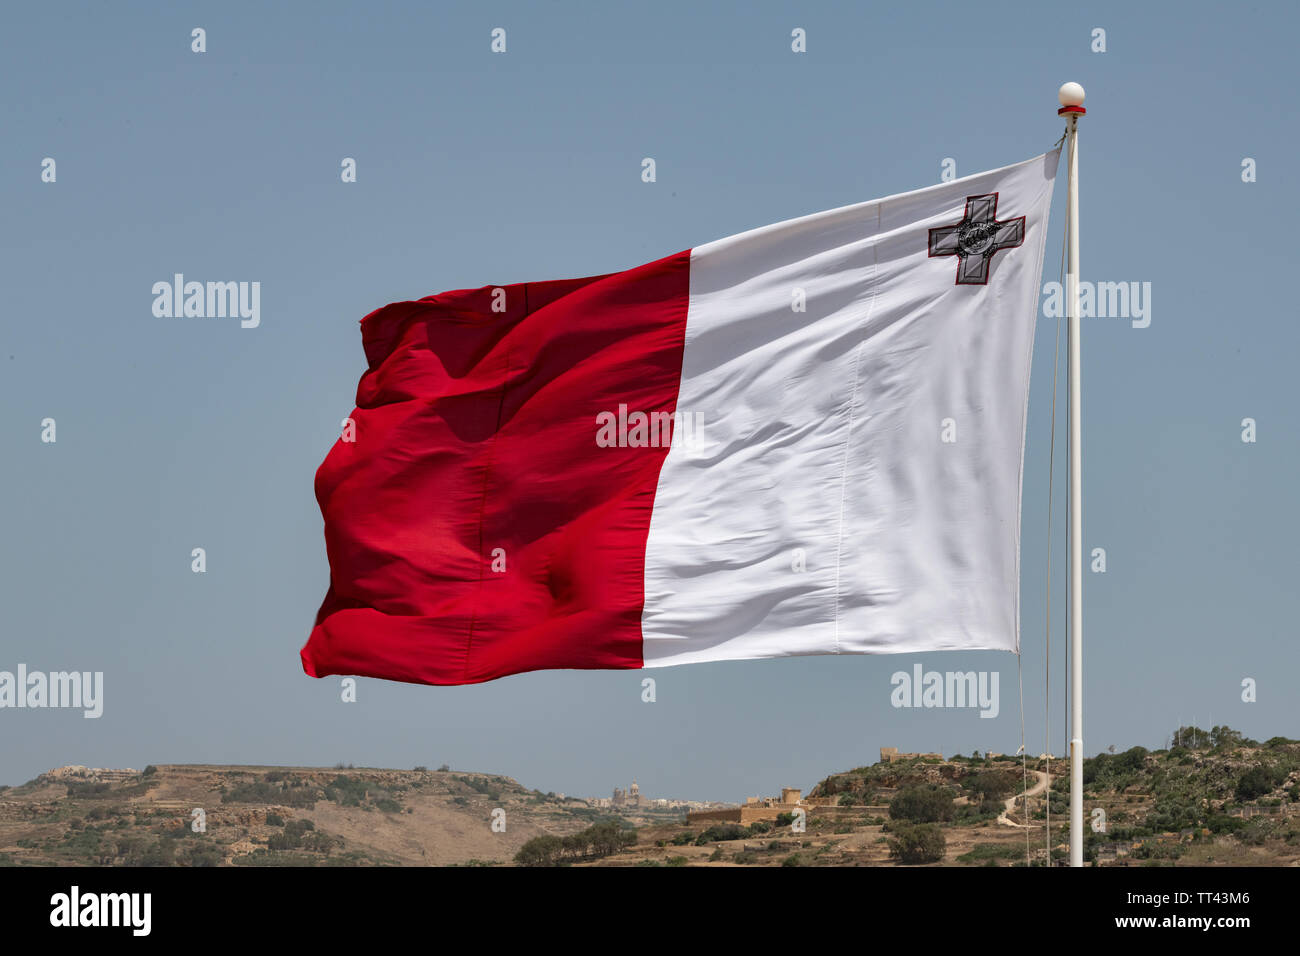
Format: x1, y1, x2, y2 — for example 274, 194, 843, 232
1058, 81, 1086, 868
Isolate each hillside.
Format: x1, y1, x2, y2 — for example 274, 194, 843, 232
0, 764, 653, 867
3, 727, 1296, 867
576, 728, 1300, 867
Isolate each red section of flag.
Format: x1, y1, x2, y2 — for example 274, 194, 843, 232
301, 251, 692, 685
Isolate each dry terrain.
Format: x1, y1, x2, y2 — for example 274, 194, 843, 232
3, 731, 1296, 867
0, 764, 658, 866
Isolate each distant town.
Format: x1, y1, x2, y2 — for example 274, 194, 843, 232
582, 779, 734, 814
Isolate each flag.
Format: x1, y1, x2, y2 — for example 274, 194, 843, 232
302, 149, 1060, 686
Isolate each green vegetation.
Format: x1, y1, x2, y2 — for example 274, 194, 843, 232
222, 776, 321, 808
693, 824, 747, 845
323, 775, 370, 807
1236, 766, 1284, 801
888, 823, 946, 864
964, 770, 1019, 801
889, 785, 955, 823
457, 775, 504, 802
64, 781, 111, 798
514, 821, 637, 866
267, 819, 338, 854
956, 843, 1023, 864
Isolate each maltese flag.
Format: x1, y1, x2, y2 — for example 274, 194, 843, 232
302, 149, 1059, 686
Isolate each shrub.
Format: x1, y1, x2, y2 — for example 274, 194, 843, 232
1134, 841, 1183, 860
956, 843, 1022, 864
515, 835, 563, 867
1237, 819, 1276, 847
964, 770, 1019, 801
889, 786, 955, 823
187, 845, 223, 867
694, 824, 746, 845
324, 775, 370, 807
1236, 766, 1281, 801
514, 821, 634, 866
223, 779, 319, 809
888, 823, 946, 864
65, 782, 111, 798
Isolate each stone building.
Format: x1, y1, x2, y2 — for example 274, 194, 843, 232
879, 747, 943, 764
612, 779, 643, 809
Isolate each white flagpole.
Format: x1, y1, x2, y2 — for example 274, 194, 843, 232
1058, 81, 1086, 868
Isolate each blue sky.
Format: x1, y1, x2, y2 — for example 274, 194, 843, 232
1, 1, 1296, 801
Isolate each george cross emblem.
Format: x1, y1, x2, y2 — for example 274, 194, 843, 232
928, 192, 1025, 286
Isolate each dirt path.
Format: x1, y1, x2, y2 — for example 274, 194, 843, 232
997, 770, 1048, 828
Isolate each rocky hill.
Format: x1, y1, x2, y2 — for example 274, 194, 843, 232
578, 729, 1299, 867
3, 727, 1296, 867
0, 764, 635, 866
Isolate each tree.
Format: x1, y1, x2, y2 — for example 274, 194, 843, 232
1236, 766, 1280, 802
888, 823, 946, 864
965, 770, 1018, 801
889, 785, 955, 823
1170, 726, 1211, 750
561, 832, 589, 859
514, 835, 562, 867
1210, 726, 1244, 750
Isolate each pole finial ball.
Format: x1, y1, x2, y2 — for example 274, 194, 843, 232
1058, 82, 1086, 108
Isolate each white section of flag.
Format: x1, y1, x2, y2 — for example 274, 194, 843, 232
641, 150, 1060, 666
